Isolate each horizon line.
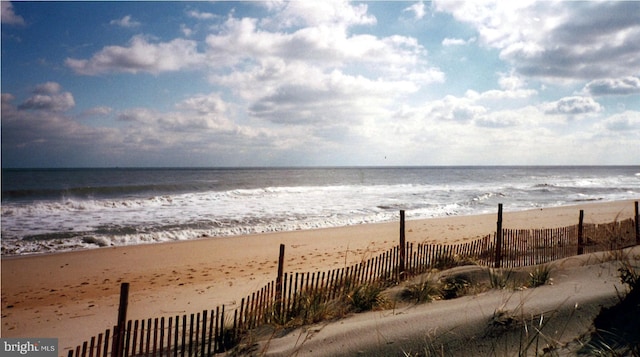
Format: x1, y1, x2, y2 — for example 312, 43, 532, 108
3, 164, 639, 170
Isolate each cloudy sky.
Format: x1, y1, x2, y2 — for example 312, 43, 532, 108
2, 1, 639, 168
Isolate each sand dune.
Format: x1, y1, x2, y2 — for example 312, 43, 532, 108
257, 248, 639, 356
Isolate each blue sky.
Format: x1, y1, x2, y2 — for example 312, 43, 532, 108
2, 1, 639, 168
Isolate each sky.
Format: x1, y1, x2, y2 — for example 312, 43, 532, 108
1, 1, 639, 168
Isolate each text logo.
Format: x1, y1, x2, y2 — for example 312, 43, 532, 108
1, 339, 57, 357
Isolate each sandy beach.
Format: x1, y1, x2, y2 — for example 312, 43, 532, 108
1, 199, 638, 355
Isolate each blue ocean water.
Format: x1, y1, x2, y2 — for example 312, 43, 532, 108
2, 166, 639, 255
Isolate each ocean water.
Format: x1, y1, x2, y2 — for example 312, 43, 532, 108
2, 166, 639, 255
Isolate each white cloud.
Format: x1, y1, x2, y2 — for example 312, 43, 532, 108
466, 88, 538, 103
110, 15, 141, 28
262, 0, 376, 29
434, 1, 640, 82
180, 24, 194, 37
172, 93, 237, 131
427, 95, 488, 123
403, 2, 426, 20
541, 96, 603, 116
176, 92, 227, 115
201, 7, 442, 133
247, 68, 417, 125
186, 10, 217, 20
442, 38, 472, 47
498, 71, 526, 91
66, 35, 205, 75
584, 77, 640, 96
204, 16, 426, 71
116, 93, 236, 135
474, 109, 526, 128
1, 2, 25, 26
600, 111, 640, 132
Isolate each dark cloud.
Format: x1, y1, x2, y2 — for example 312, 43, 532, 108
17, 82, 75, 112
1, 92, 120, 167
437, 1, 640, 81
584, 77, 640, 96
250, 84, 348, 124
1, 90, 263, 167
553, 2, 639, 45
33, 82, 62, 95
522, 2, 640, 80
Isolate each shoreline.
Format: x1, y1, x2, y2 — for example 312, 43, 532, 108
1, 199, 638, 353
3, 198, 637, 260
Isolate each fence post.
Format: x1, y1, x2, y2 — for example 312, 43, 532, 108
275, 244, 285, 318
112, 282, 129, 357
494, 204, 503, 268
577, 210, 585, 255
635, 201, 639, 245
399, 210, 406, 281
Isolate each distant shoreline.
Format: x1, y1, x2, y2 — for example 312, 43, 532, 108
3, 164, 640, 171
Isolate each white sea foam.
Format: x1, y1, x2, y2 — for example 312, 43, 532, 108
2, 167, 639, 255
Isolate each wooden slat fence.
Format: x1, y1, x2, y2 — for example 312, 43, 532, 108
582, 218, 637, 254
69, 306, 239, 357
68, 206, 639, 357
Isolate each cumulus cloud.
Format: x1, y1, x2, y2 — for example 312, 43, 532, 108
7, 1, 639, 166
202, 4, 442, 131
498, 71, 526, 91
2, 85, 279, 167
176, 92, 227, 115
110, 15, 141, 28
18, 93, 75, 112
117, 93, 235, 133
428, 95, 488, 122
1, 2, 25, 26
248, 68, 417, 125
541, 96, 603, 116
17, 82, 75, 112
584, 77, 640, 96
66, 35, 205, 75
204, 16, 425, 71
434, 1, 640, 81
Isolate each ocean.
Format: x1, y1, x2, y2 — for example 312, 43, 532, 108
2, 166, 639, 255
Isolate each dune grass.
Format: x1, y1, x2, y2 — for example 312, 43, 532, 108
231, 245, 639, 357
